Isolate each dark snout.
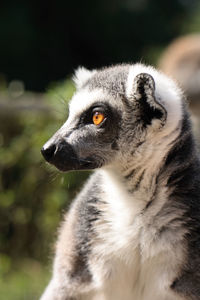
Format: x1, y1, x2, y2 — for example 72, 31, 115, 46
41, 139, 97, 171
41, 140, 79, 172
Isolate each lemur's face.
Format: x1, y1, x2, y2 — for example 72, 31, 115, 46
41, 91, 122, 171
41, 64, 182, 172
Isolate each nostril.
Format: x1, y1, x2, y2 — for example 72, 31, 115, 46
41, 144, 56, 162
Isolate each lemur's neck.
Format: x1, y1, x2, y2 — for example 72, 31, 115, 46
102, 113, 199, 209
102, 161, 161, 208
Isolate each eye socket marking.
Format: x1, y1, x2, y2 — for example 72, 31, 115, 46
78, 103, 109, 127
92, 112, 105, 125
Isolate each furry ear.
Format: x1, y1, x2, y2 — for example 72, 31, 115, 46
132, 73, 167, 126
73, 67, 96, 89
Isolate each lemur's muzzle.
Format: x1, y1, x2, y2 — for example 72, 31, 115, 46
41, 140, 79, 171
41, 138, 98, 171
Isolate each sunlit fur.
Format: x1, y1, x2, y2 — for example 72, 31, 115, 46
40, 64, 200, 300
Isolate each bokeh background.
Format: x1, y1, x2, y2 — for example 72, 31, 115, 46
1, 0, 200, 299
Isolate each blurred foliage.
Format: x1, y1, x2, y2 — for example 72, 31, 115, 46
0, 258, 50, 300
0, 80, 90, 299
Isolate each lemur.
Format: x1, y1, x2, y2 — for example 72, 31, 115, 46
40, 64, 200, 300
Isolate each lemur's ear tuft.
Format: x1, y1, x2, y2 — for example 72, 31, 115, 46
132, 73, 167, 126
73, 67, 96, 89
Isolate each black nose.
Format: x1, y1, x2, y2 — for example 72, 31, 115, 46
41, 144, 56, 162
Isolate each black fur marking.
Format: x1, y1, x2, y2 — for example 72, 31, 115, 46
145, 199, 153, 210
138, 89, 163, 126
158, 217, 185, 237
68, 175, 102, 283
142, 174, 159, 212
128, 169, 146, 193
130, 141, 145, 156
171, 273, 200, 299
111, 139, 119, 150
134, 170, 145, 190
125, 169, 136, 180
159, 111, 200, 298
71, 203, 100, 282
69, 254, 92, 283
77, 102, 112, 129
164, 111, 193, 167
134, 74, 165, 127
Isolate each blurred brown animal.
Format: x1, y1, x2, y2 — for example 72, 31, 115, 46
159, 34, 200, 143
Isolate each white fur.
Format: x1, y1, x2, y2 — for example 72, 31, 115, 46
73, 67, 97, 89
69, 88, 106, 121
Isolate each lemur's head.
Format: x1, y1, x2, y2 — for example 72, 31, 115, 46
41, 64, 183, 172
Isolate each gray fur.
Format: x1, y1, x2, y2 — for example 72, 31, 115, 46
85, 64, 129, 96
40, 63, 200, 300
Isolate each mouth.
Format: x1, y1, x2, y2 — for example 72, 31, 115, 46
41, 140, 103, 172
50, 156, 100, 172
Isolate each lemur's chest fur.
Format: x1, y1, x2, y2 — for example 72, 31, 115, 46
87, 170, 186, 300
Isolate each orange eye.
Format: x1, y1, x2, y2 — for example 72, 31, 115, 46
92, 112, 105, 125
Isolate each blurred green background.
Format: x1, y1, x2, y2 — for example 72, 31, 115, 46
1, 0, 200, 299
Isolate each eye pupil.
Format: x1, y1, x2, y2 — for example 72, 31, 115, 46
93, 112, 105, 125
